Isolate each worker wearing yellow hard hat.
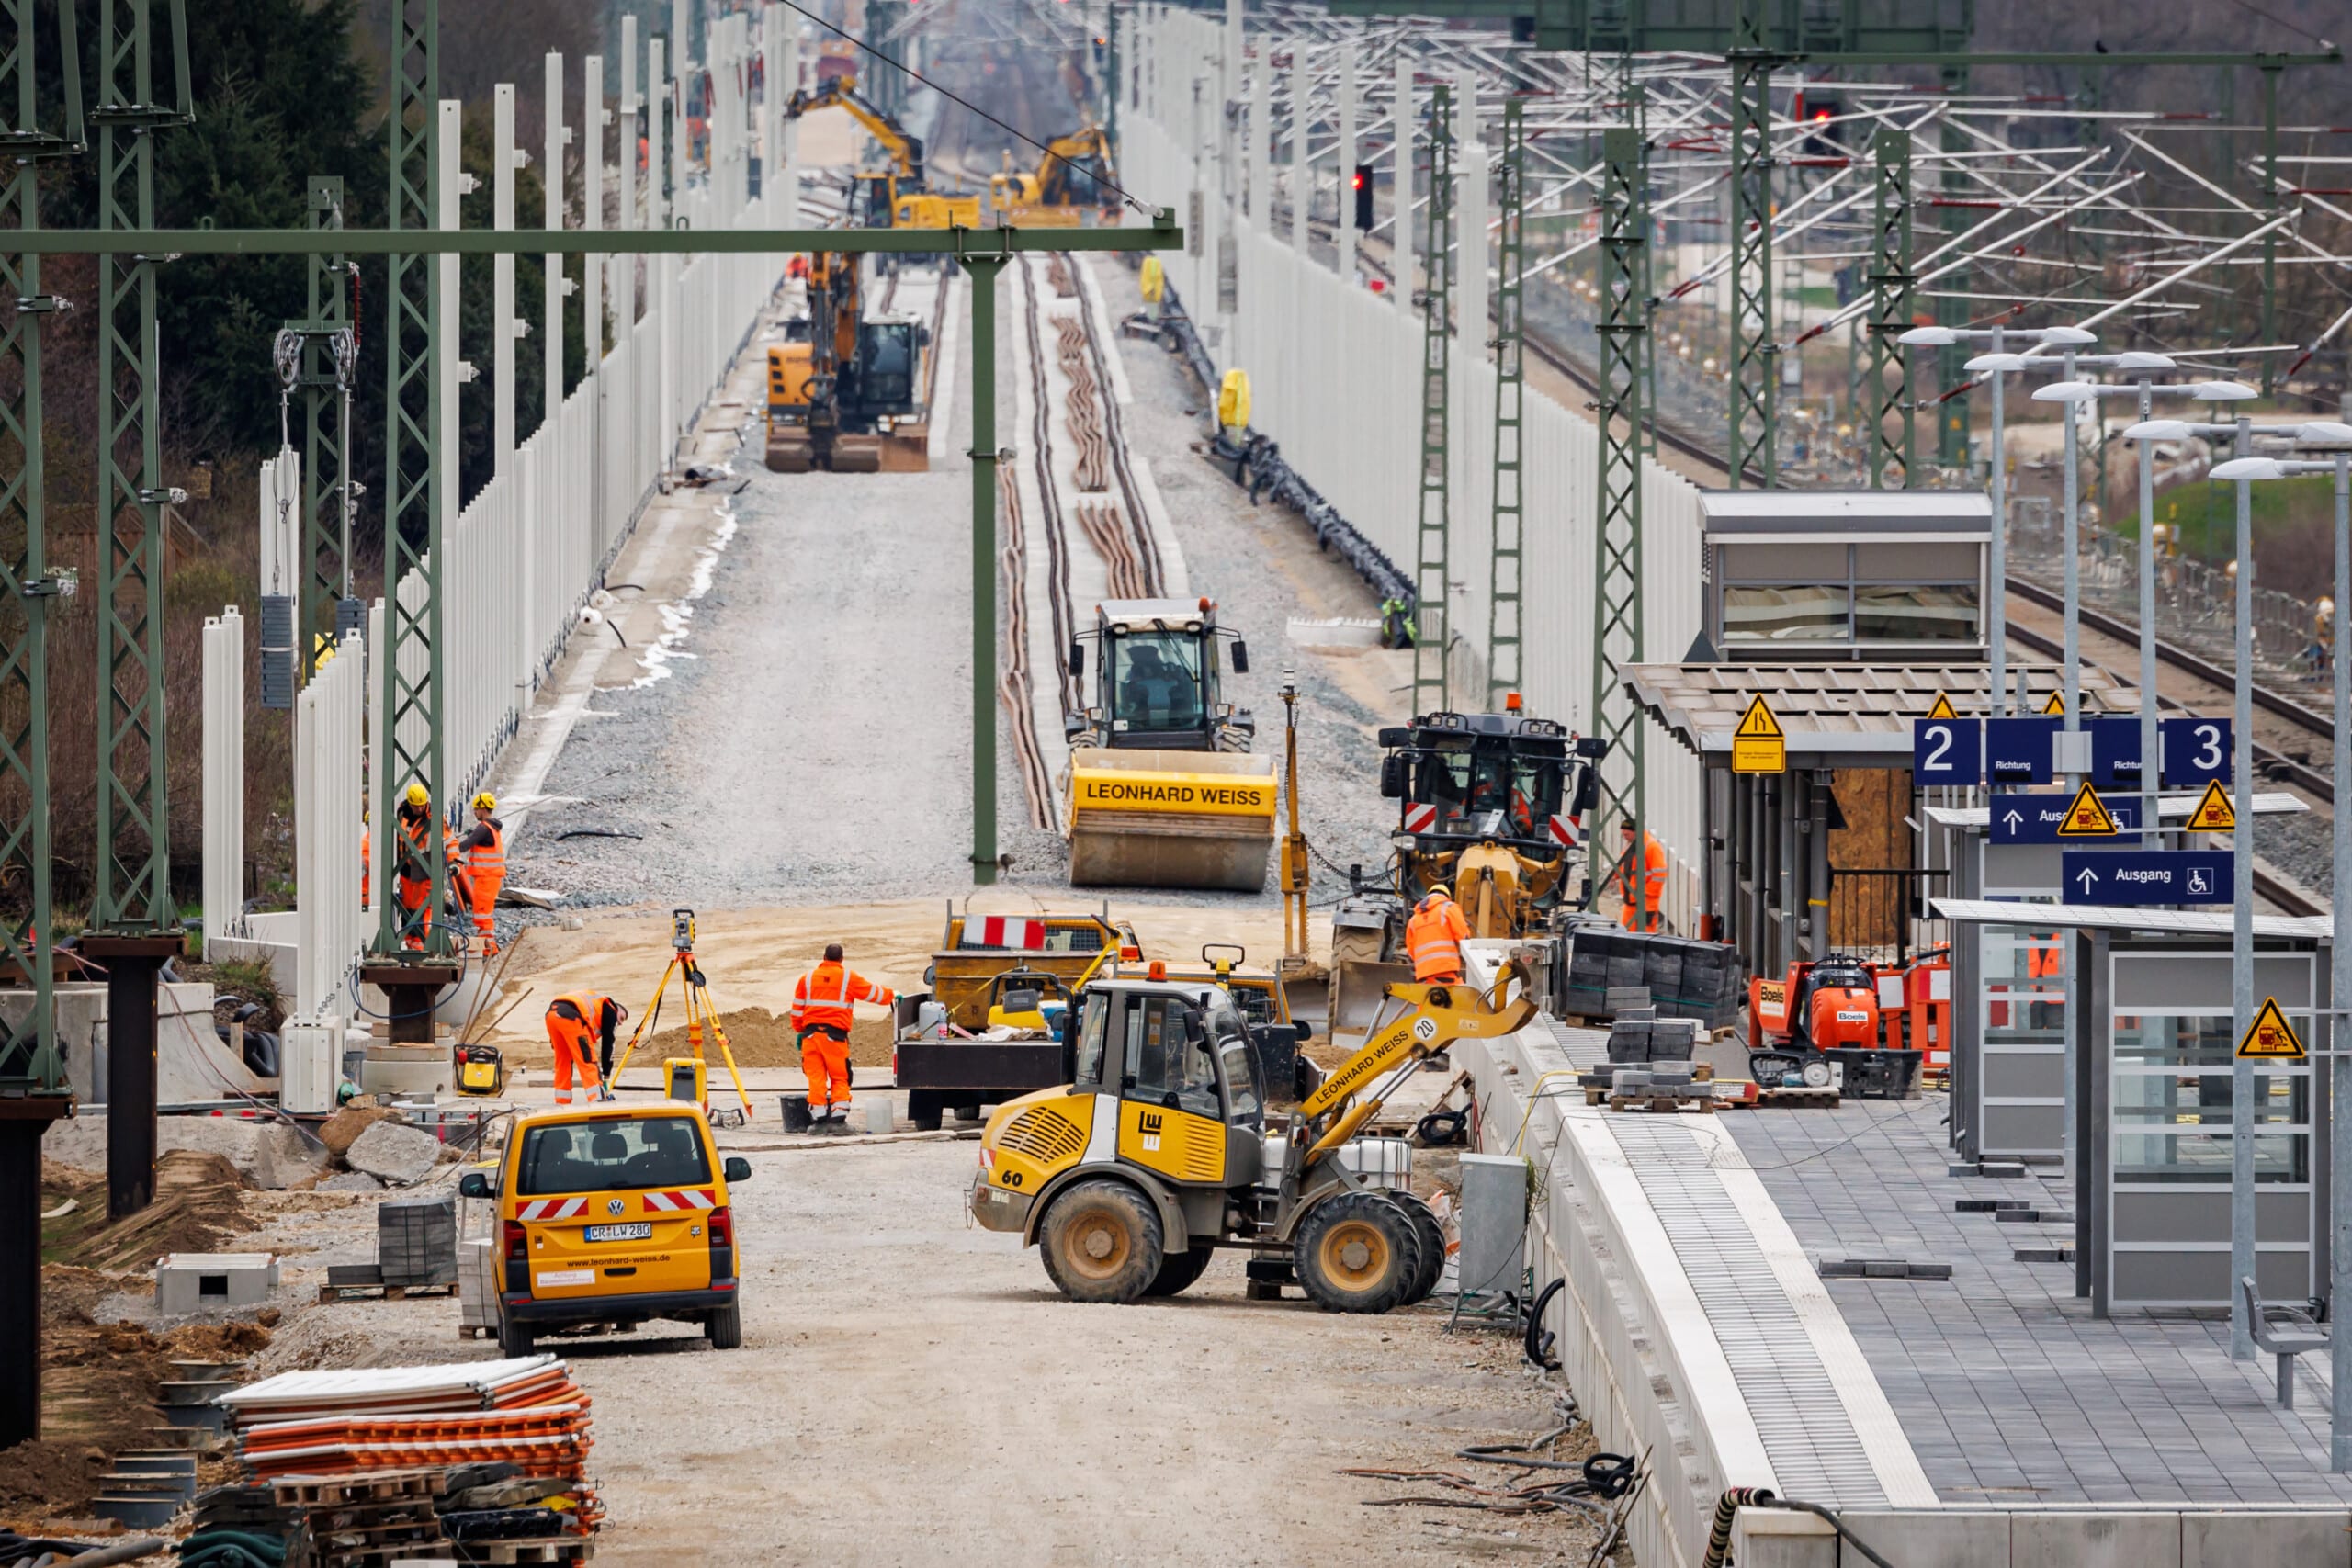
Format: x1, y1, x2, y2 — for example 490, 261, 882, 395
456, 792, 506, 956
1405, 885, 1469, 984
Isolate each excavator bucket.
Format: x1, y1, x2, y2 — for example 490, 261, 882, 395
1329, 956, 1413, 1043
831, 434, 884, 474
765, 433, 814, 474
1064, 747, 1277, 893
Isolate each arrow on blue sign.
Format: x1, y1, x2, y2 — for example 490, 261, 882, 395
2061, 850, 2234, 906
1989, 790, 2143, 843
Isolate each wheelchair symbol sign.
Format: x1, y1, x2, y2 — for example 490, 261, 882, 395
2188, 866, 2214, 897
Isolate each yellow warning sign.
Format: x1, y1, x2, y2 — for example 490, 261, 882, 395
2185, 779, 2237, 833
1927, 693, 1959, 721
2041, 691, 2065, 716
1731, 695, 1786, 774
2236, 997, 2306, 1060
2055, 779, 2120, 837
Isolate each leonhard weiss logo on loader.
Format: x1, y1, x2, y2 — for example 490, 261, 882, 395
1138, 1110, 1165, 1152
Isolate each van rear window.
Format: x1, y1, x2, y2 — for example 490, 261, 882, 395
517, 1116, 712, 1196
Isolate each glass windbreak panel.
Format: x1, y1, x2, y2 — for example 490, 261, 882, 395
1722, 584, 1850, 643
1855, 583, 1979, 643
2114, 1126, 2233, 1183
1108, 630, 1207, 738
1984, 922, 2066, 989
2111, 1013, 2235, 1068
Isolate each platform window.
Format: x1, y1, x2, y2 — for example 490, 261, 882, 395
1855, 583, 1978, 643
2111, 1010, 2311, 1185
1721, 584, 1849, 643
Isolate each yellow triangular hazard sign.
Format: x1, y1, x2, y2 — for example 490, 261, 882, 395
2185, 779, 2237, 833
2237, 997, 2305, 1060
1928, 693, 1959, 720
2041, 691, 2066, 716
2055, 779, 2119, 836
1736, 695, 1784, 739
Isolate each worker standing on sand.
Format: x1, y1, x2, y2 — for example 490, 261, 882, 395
1615, 820, 1668, 932
546, 993, 627, 1107
456, 793, 506, 956
790, 943, 895, 1131
1404, 886, 1470, 986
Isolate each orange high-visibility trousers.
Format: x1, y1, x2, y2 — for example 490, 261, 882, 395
800, 1027, 852, 1113
548, 1019, 603, 1106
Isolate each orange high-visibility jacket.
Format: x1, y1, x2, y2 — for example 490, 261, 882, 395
547, 993, 617, 1055
1404, 895, 1471, 980
458, 818, 505, 917
1615, 830, 1668, 931
790, 962, 894, 1034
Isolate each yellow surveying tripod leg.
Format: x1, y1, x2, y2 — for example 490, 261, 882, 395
605, 956, 682, 1095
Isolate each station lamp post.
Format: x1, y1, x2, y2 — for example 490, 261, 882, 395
1897, 323, 2095, 716
2211, 428, 2352, 1404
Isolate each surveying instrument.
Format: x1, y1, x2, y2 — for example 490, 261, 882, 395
607, 909, 756, 1125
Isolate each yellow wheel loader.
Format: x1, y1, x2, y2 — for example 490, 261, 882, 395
967, 954, 1539, 1312
1062, 598, 1277, 892
988, 125, 1121, 228
1329, 704, 1609, 1037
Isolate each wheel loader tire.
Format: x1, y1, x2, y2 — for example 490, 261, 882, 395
1294, 1190, 1420, 1314
1394, 1194, 1447, 1304
1143, 1243, 1216, 1298
1038, 1179, 1163, 1304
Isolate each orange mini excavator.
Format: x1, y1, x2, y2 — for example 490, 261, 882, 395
1746, 953, 1888, 1089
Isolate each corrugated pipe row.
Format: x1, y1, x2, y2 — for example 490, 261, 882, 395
1149, 286, 1416, 617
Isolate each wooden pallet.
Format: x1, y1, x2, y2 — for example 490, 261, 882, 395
1747, 1089, 1840, 1111
457, 1323, 499, 1341
273, 1471, 441, 1506
1606, 1092, 1716, 1115
318, 1280, 459, 1304
450, 1536, 594, 1565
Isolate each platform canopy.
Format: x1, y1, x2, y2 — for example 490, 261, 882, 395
1621, 661, 2135, 770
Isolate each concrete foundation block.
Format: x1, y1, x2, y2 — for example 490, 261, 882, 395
1730, 1509, 1838, 1568
2182, 1511, 2350, 1568
155, 1251, 278, 1315
1843, 1512, 2011, 1568
2013, 1512, 2182, 1568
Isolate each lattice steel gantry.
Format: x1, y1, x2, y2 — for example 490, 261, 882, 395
1589, 124, 1648, 891
1864, 124, 1915, 489
1411, 84, 1454, 715
1485, 96, 1525, 706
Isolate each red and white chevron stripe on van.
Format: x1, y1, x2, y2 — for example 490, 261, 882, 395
640, 1188, 718, 1212
1401, 802, 1436, 834
515, 1197, 590, 1222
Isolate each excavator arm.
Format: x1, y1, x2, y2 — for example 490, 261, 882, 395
786, 75, 926, 186
1296, 953, 1538, 1167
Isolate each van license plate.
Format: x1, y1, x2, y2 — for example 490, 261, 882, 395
585, 1222, 653, 1242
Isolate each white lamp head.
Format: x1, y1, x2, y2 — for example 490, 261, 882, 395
1965, 352, 2028, 373
2123, 420, 2193, 441
2211, 457, 2288, 482
2032, 380, 2099, 403
1898, 326, 1959, 346
2038, 326, 2098, 346
2294, 421, 2352, 446
2190, 380, 2258, 400
2112, 351, 2177, 372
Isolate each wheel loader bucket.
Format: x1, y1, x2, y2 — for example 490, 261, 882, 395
831, 434, 885, 473
1063, 747, 1276, 892
1329, 957, 1414, 1043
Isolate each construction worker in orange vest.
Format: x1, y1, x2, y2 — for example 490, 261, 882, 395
1614, 820, 1668, 933
790, 942, 895, 1130
545, 992, 627, 1107
455, 793, 506, 956
1404, 886, 1471, 985
393, 785, 436, 949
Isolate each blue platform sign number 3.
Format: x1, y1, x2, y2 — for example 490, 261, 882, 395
2160, 716, 2231, 788
1912, 716, 1981, 785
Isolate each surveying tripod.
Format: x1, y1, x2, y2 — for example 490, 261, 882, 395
607, 909, 756, 1123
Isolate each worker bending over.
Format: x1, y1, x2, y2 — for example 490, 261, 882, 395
790, 943, 894, 1131
546, 992, 627, 1107
1615, 819, 1667, 932
456, 793, 506, 955
1405, 886, 1471, 986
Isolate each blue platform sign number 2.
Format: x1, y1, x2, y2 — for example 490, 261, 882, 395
1912, 702, 1980, 786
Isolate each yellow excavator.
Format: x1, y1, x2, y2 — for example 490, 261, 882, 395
786, 74, 980, 231
989, 125, 1121, 228
766, 249, 925, 473
1062, 598, 1277, 892
967, 952, 1539, 1311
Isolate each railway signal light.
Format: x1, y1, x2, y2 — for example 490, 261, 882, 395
1352, 164, 1374, 231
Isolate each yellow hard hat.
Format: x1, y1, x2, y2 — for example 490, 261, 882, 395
1425, 884, 1451, 902
404, 783, 429, 807
472, 792, 497, 811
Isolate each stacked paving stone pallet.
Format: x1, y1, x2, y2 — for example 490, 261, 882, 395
1557, 923, 1740, 1029
1586, 1003, 1715, 1112
214, 1358, 602, 1562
